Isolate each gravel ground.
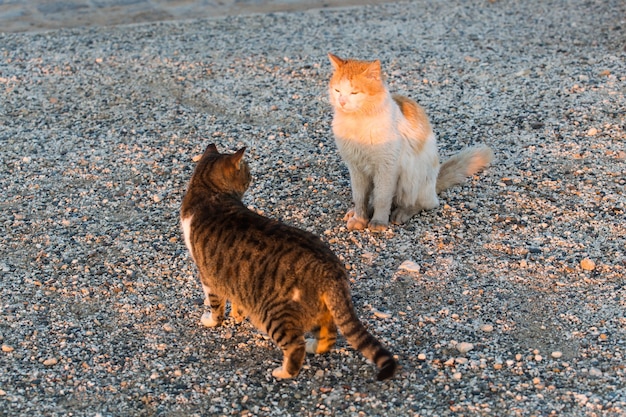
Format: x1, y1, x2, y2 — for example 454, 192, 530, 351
1, 0, 625, 415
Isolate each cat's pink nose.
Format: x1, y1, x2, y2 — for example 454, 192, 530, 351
338, 96, 347, 106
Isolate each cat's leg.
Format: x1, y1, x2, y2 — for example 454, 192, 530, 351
391, 156, 439, 224
368, 166, 397, 232
391, 190, 438, 224
271, 332, 306, 379
306, 311, 337, 354
272, 337, 306, 379
200, 282, 226, 327
413, 174, 439, 213
267, 308, 307, 379
230, 302, 246, 323
391, 206, 419, 224
345, 166, 371, 231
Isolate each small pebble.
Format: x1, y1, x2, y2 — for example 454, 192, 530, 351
417, 353, 427, 361
580, 258, 596, 271
398, 260, 420, 273
452, 372, 462, 380
372, 308, 392, 319
480, 324, 494, 332
456, 342, 474, 354
43, 358, 58, 366
551, 351, 563, 359
1, 345, 14, 353
163, 324, 174, 332
586, 127, 598, 136
589, 368, 602, 377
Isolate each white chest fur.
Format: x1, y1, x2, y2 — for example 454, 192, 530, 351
180, 214, 194, 261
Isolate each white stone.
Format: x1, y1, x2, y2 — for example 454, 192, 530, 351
398, 260, 420, 273
456, 342, 474, 354
480, 324, 494, 332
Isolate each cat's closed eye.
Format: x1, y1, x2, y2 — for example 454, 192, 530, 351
350, 91, 359, 95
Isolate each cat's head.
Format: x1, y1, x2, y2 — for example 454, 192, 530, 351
191, 143, 251, 199
328, 53, 387, 114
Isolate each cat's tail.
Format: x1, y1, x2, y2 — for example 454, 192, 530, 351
436, 145, 494, 193
324, 278, 397, 381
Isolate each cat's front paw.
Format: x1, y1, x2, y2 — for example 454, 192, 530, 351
346, 215, 368, 231
272, 366, 296, 379
368, 220, 388, 233
200, 312, 222, 327
343, 208, 356, 221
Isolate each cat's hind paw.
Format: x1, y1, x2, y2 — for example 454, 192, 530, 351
230, 305, 246, 323
390, 208, 414, 225
272, 367, 296, 379
305, 339, 319, 354
200, 312, 222, 327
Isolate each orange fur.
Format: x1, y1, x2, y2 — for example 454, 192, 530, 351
328, 53, 494, 230
392, 95, 431, 154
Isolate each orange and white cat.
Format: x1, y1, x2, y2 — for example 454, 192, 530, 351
328, 53, 494, 232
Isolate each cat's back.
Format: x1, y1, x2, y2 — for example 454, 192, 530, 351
188, 195, 340, 273
392, 94, 434, 153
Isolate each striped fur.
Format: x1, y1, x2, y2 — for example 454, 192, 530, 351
180, 144, 397, 380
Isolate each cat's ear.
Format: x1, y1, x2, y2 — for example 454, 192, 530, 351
328, 53, 344, 70
204, 143, 219, 155
363, 60, 381, 81
231, 147, 246, 170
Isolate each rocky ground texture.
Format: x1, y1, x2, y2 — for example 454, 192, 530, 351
1, 0, 625, 415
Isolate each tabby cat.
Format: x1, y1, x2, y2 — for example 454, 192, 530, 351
180, 144, 397, 380
328, 53, 494, 232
